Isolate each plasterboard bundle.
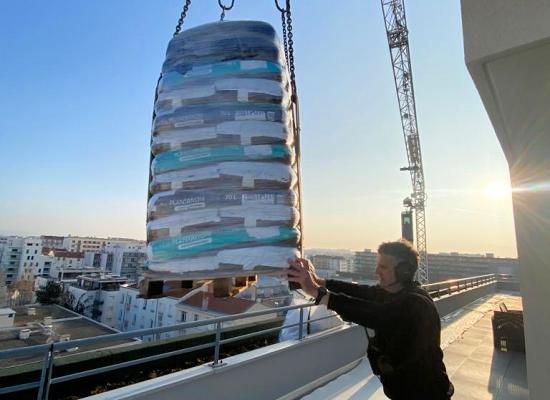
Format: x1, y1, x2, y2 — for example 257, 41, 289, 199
147, 21, 301, 276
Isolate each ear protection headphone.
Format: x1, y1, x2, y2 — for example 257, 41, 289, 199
394, 260, 417, 283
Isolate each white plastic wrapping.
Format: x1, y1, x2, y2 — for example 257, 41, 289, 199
147, 21, 301, 277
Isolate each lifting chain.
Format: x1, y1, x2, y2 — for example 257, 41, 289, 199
275, 0, 297, 97
173, 0, 192, 37
278, 4, 289, 70
285, 0, 297, 97
218, 0, 235, 21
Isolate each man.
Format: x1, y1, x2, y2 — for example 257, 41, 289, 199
287, 240, 453, 400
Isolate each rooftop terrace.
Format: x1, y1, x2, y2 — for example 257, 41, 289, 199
300, 293, 526, 400
0, 304, 137, 369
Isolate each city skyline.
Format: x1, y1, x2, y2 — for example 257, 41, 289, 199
0, 230, 516, 259
0, 1, 517, 258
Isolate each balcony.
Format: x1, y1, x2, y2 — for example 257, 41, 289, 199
0, 274, 514, 399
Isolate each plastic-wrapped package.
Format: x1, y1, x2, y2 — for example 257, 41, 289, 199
147, 20, 301, 278
149, 246, 300, 274
150, 161, 297, 193
153, 102, 288, 133
148, 226, 300, 262
151, 121, 293, 154
155, 78, 289, 115
159, 60, 284, 93
147, 204, 299, 240
151, 144, 294, 174
148, 189, 298, 220
162, 21, 281, 70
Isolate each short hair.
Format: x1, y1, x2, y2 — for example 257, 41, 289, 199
377, 239, 419, 271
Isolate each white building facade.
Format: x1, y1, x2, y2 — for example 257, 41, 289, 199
0, 236, 24, 286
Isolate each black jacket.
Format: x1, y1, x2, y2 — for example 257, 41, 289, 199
326, 280, 453, 399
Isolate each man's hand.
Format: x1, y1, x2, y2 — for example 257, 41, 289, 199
287, 258, 321, 298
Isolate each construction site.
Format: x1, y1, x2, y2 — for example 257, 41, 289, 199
0, 1, 549, 399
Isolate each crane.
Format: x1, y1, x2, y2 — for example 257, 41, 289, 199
381, 0, 429, 283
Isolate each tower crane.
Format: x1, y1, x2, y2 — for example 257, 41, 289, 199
381, 0, 429, 283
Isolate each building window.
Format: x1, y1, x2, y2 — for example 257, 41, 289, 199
194, 314, 199, 321
181, 312, 187, 322
34, 250, 37, 254
26, 249, 29, 254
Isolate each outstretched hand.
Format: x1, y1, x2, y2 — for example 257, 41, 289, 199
287, 257, 321, 298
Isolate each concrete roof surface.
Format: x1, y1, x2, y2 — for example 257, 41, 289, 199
302, 293, 527, 400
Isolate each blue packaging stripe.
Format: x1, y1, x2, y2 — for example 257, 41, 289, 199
148, 226, 299, 262
160, 60, 283, 91
152, 145, 292, 174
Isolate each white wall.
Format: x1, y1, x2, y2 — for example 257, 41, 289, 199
462, 2, 550, 397
115, 287, 179, 341
0, 309, 15, 328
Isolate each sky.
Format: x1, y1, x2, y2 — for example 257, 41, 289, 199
0, 1, 517, 257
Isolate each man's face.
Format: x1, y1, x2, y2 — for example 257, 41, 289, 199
375, 253, 398, 289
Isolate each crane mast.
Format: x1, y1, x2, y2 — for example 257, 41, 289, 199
381, 0, 428, 283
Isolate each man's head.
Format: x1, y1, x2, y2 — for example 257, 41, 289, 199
376, 240, 419, 290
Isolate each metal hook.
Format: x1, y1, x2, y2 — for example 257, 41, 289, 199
274, 0, 287, 13
218, 0, 235, 21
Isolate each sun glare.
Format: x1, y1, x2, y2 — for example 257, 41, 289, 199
483, 182, 511, 199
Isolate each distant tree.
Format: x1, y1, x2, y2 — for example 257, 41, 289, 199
36, 282, 62, 304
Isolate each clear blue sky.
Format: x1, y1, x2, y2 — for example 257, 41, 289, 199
0, 0, 517, 257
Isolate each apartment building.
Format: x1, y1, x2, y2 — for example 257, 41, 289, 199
40, 235, 64, 249
351, 248, 519, 283
85, 243, 147, 282
18, 237, 44, 280
63, 236, 143, 253
309, 254, 351, 279
0, 236, 24, 286
65, 274, 129, 327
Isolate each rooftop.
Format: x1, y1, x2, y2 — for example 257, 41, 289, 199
0, 308, 16, 316
180, 292, 259, 315
0, 304, 137, 369
76, 281, 526, 400
42, 248, 84, 258
301, 292, 527, 400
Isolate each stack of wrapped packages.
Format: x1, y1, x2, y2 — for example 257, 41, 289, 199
147, 21, 301, 278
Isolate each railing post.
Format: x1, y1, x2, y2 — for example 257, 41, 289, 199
298, 306, 304, 340
212, 321, 222, 367
37, 343, 54, 400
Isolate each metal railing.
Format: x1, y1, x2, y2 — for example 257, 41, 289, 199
0, 274, 497, 399
0, 301, 326, 400
422, 273, 496, 298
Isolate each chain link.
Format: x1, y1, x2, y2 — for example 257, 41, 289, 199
219, 0, 235, 22
285, 0, 297, 96
281, 11, 289, 68
174, 0, 192, 37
